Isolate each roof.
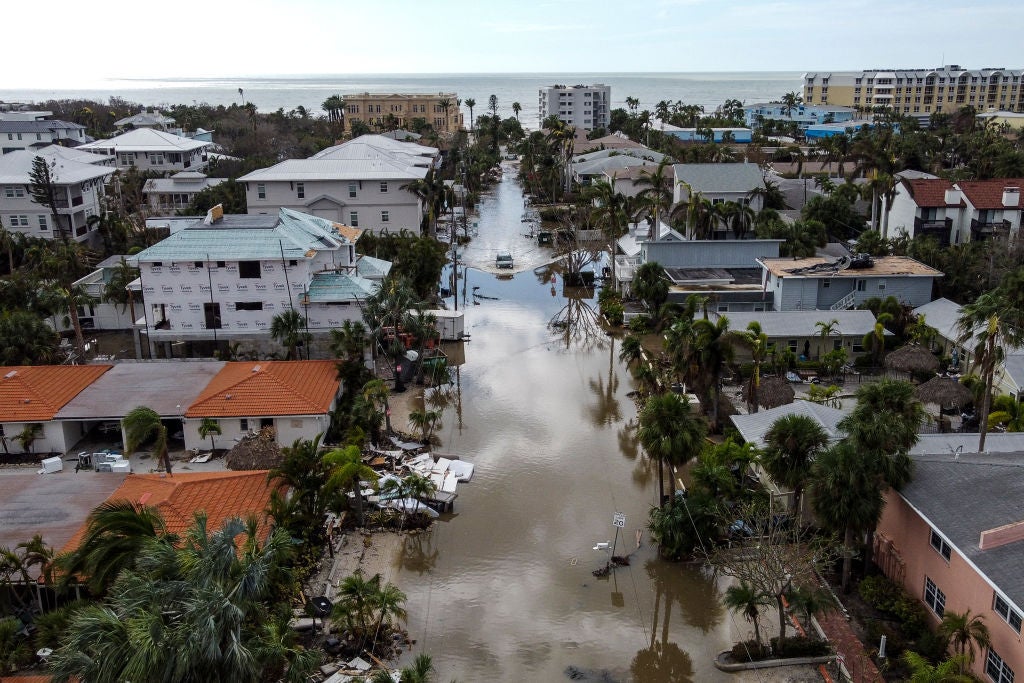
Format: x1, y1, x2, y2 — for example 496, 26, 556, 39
0, 119, 84, 133
912, 298, 963, 343
897, 447, 1024, 609
708, 309, 880, 338
0, 149, 115, 185
310, 134, 437, 162
306, 272, 379, 303
62, 471, 277, 552
673, 163, 765, 194
55, 361, 226, 420
79, 128, 210, 153
574, 156, 656, 177
133, 208, 354, 262
185, 360, 340, 418
356, 255, 392, 279
0, 471, 128, 569
143, 175, 227, 193
0, 366, 112, 423
238, 157, 427, 182
958, 178, 1024, 210
573, 147, 667, 164
114, 111, 176, 127
730, 401, 851, 448
33, 143, 113, 166
761, 255, 942, 278
903, 178, 958, 207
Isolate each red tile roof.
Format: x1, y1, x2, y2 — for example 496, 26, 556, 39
0, 365, 111, 423
185, 360, 339, 418
958, 178, 1024, 210
62, 471, 276, 553
905, 179, 957, 207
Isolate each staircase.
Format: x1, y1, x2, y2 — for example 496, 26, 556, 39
830, 291, 856, 311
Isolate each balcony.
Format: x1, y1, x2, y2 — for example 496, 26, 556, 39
971, 218, 1011, 240
914, 216, 953, 246
52, 195, 85, 209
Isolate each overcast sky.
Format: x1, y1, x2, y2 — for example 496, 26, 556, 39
6, 0, 1023, 87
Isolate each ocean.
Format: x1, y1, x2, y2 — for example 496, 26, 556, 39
0, 72, 802, 129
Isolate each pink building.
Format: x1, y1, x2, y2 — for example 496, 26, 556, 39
875, 434, 1024, 683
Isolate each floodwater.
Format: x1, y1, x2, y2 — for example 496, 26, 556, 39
391, 165, 749, 682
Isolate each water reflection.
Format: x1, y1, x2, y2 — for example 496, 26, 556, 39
399, 532, 439, 575
586, 336, 621, 427
549, 289, 604, 351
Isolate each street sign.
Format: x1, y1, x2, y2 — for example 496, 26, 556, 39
612, 512, 626, 528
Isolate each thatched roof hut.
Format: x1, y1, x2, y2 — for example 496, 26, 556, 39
746, 376, 796, 410
226, 428, 283, 471
884, 344, 941, 375
916, 376, 972, 409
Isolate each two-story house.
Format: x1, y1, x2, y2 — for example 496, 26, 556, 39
0, 148, 114, 242
238, 135, 435, 233
143, 172, 227, 214
79, 128, 212, 172
0, 119, 88, 153
758, 254, 942, 311
132, 206, 389, 357
673, 163, 766, 238
887, 177, 1024, 244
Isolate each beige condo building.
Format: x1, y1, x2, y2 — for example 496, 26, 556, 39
343, 93, 463, 135
803, 65, 1024, 118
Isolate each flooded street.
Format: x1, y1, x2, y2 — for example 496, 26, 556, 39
392, 166, 750, 682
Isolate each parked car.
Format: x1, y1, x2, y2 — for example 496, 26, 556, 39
496, 252, 514, 269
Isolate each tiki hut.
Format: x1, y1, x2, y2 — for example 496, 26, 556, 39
884, 344, 941, 376
225, 428, 283, 471
916, 376, 972, 410
746, 375, 796, 410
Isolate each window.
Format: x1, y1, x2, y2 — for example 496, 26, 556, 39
924, 577, 946, 617
203, 302, 222, 330
238, 261, 261, 279
240, 418, 249, 432
257, 183, 266, 200
260, 418, 273, 429
216, 260, 226, 268
787, 340, 798, 352
9, 215, 29, 227
349, 211, 359, 227
994, 594, 1023, 633
986, 648, 1014, 683
349, 182, 357, 198
150, 153, 165, 165
930, 529, 952, 561
717, 304, 728, 312
193, 261, 203, 268
296, 182, 304, 199
381, 210, 389, 223
379, 182, 388, 193
822, 280, 830, 289
37, 215, 47, 230
856, 279, 867, 292
235, 302, 263, 311
4, 186, 25, 198
878, 279, 887, 291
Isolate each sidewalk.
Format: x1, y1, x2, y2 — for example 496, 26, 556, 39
815, 609, 884, 683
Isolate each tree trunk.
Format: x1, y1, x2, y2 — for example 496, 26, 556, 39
776, 594, 787, 645
753, 617, 762, 646
980, 350, 995, 453
863, 525, 876, 576
68, 296, 86, 361
657, 459, 665, 506
840, 526, 854, 593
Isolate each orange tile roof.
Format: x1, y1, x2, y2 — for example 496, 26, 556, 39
905, 178, 957, 207
0, 365, 111, 423
185, 360, 339, 418
62, 471, 276, 553
958, 178, 1024, 210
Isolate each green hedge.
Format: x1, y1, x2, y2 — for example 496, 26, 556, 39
729, 636, 831, 662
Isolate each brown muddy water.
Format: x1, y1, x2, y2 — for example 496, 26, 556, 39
386, 166, 754, 682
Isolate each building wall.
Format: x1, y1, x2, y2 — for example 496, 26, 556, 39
773, 275, 935, 311
643, 239, 781, 269
1, 126, 87, 153
538, 85, 611, 130
877, 492, 1024, 683
244, 178, 422, 233
108, 148, 208, 172
343, 94, 462, 134
0, 420, 77, 455
182, 414, 330, 452
0, 177, 104, 242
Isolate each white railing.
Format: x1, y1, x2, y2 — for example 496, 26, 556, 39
830, 291, 856, 311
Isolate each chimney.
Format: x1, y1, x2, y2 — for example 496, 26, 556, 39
944, 188, 961, 206
1002, 187, 1020, 208
979, 519, 1024, 550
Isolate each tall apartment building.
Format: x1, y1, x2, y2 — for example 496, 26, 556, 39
538, 84, 610, 130
342, 93, 462, 135
803, 65, 1024, 120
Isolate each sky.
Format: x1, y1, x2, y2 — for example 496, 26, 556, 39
5, 0, 1024, 87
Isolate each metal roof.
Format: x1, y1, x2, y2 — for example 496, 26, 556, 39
114, 111, 176, 127
730, 401, 851, 448
239, 157, 427, 182
707, 310, 880, 338
133, 208, 352, 262
306, 272, 378, 302
356, 255, 392, 279
79, 128, 211, 153
144, 175, 227, 193
912, 298, 963, 343
0, 119, 84, 133
0, 149, 115, 185
673, 163, 766, 194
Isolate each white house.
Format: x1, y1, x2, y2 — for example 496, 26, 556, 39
79, 128, 212, 172
673, 163, 766, 237
887, 177, 1024, 245
143, 172, 227, 214
0, 119, 88, 153
132, 206, 389, 356
238, 135, 435, 233
66, 255, 143, 333
0, 148, 114, 242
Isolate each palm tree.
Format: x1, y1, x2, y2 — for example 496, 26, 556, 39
123, 405, 172, 475
585, 178, 629, 290
761, 414, 829, 518
781, 91, 803, 117
901, 651, 973, 683
400, 653, 436, 683
988, 394, 1024, 431
325, 445, 378, 526
738, 322, 769, 412
465, 98, 476, 131
408, 408, 442, 442
363, 378, 393, 435
333, 570, 380, 641
512, 101, 522, 121
198, 417, 221, 452
938, 609, 991, 673
372, 580, 408, 644
619, 333, 644, 368
438, 97, 452, 132
637, 393, 707, 504
270, 309, 310, 360
634, 159, 675, 229
12, 423, 41, 454
691, 315, 735, 431
24, 239, 89, 360
723, 581, 772, 646
488, 94, 498, 117
815, 318, 840, 358
54, 500, 172, 594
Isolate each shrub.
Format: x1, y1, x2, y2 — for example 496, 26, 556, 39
772, 635, 832, 658
730, 640, 770, 662
858, 575, 928, 638
628, 315, 651, 334
603, 302, 624, 327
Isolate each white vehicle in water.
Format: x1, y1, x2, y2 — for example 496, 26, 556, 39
496, 252, 514, 269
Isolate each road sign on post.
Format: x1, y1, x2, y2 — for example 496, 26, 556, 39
612, 512, 626, 528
